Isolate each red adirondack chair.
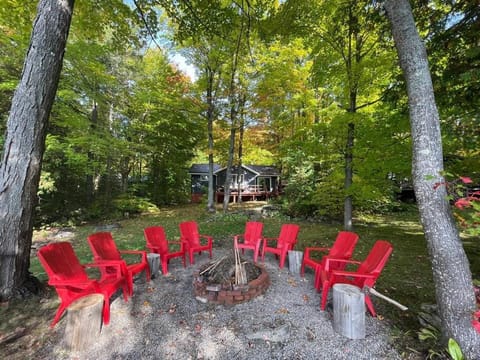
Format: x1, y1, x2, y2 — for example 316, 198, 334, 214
233, 221, 264, 263
87, 232, 151, 296
320, 240, 393, 317
300, 231, 359, 290
179, 221, 213, 265
37, 242, 129, 327
144, 226, 186, 274
262, 224, 300, 268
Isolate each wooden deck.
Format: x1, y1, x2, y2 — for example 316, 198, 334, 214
215, 186, 279, 203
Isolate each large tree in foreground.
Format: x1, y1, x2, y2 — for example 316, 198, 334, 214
385, 0, 480, 357
0, 0, 74, 300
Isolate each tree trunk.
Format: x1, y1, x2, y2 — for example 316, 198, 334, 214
0, 0, 75, 301
86, 101, 97, 203
343, 7, 358, 231
344, 121, 354, 230
206, 66, 216, 213
236, 94, 246, 203
223, 123, 236, 213
385, 1, 480, 357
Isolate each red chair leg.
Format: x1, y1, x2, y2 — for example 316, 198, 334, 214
320, 281, 330, 310
365, 295, 377, 317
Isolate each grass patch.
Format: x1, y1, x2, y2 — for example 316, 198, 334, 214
2, 202, 479, 358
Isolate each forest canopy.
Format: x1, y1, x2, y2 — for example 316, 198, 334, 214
0, 0, 478, 225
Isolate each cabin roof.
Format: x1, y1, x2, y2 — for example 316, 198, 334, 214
189, 163, 222, 174
189, 164, 280, 176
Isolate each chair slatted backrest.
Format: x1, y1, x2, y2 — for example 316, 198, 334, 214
38, 242, 88, 282
144, 226, 169, 254
328, 231, 359, 259
244, 222, 264, 245
179, 221, 200, 246
355, 240, 393, 287
88, 232, 122, 261
277, 224, 300, 249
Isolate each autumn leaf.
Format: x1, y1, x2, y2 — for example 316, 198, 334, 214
287, 278, 297, 287
460, 176, 473, 184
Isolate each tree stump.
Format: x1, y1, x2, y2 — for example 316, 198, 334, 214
64, 294, 104, 351
288, 250, 303, 275
147, 253, 160, 277
333, 284, 365, 339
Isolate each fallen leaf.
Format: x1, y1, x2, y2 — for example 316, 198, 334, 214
302, 294, 310, 302
287, 278, 297, 287
377, 315, 384, 320
276, 307, 289, 314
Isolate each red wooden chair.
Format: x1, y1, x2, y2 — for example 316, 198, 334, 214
179, 221, 213, 265
37, 242, 129, 327
320, 240, 393, 316
233, 221, 264, 263
144, 226, 186, 274
300, 231, 359, 290
262, 224, 300, 268
87, 232, 151, 296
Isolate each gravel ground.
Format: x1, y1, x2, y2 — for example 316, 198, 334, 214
36, 246, 402, 360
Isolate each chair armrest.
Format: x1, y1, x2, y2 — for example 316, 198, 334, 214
85, 260, 126, 277
119, 249, 148, 262
304, 247, 330, 257
330, 270, 376, 280
199, 235, 213, 247
263, 237, 278, 245
324, 258, 361, 272
119, 249, 146, 255
233, 234, 244, 246
48, 278, 97, 288
167, 241, 185, 251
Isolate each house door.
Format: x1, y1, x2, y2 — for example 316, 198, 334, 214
259, 177, 271, 192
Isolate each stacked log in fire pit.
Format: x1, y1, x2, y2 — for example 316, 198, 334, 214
193, 250, 270, 305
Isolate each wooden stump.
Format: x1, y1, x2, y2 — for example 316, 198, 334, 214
147, 253, 160, 277
333, 284, 365, 339
288, 250, 303, 275
65, 294, 104, 351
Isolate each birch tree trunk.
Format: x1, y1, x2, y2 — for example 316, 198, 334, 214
0, 0, 75, 300
384, 1, 480, 357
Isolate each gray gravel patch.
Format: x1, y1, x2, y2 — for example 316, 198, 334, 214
39, 247, 401, 360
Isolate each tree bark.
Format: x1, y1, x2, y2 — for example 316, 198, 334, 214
344, 122, 354, 230
0, 0, 75, 301
384, 1, 480, 357
223, 123, 236, 212
343, 5, 358, 231
205, 65, 216, 213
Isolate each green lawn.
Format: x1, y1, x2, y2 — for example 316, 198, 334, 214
4, 202, 480, 357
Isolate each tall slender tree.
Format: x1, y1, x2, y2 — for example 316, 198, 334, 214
385, 0, 480, 357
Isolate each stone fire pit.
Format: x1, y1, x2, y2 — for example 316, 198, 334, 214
193, 254, 270, 305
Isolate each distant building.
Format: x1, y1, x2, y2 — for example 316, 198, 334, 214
188, 164, 281, 203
